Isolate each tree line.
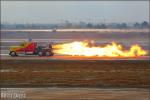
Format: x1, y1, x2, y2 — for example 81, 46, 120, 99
1, 21, 149, 29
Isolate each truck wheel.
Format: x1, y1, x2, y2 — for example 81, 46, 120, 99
10, 51, 17, 57
49, 52, 54, 56
38, 52, 43, 56
46, 52, 50, 56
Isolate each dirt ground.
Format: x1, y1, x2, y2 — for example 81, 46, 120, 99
1, 59, 150, 88
1, 88, 150, 100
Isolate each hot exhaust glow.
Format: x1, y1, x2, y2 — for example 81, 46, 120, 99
54, 41, 147, 57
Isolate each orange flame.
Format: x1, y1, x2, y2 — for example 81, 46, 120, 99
54, 41, 147, 57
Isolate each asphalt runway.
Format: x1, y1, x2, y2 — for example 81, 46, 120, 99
1, 46, 149, 60
1, 54, 149, 60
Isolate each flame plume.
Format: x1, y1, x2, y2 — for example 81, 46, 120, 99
53, 41, 147, 57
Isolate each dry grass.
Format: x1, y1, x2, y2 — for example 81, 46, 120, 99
1, 60, 150, 87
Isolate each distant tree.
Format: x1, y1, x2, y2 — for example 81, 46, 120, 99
1, 24, 5, 29
116, 23, 127, 29
79, 21, 86, 28
121, 23, 127, 28
86, 23, 93, 28
141, 21, 149, 28
64, 20, 72, 28
134, 22, 141, 28
95, 24, 101, 28
100, 24, 107, 29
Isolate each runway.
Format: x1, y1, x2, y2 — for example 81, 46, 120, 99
1, 30, 149, 60
1, 54, 149, 60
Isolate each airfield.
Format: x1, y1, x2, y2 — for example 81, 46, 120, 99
1, 29, 150, 100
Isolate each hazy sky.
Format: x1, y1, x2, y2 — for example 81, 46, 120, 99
1, 1, 149, 24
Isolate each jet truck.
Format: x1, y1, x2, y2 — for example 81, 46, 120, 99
9, 41, 54, 57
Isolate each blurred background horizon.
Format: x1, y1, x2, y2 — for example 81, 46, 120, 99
1, 1, 150, 29
1, 1, 149, 24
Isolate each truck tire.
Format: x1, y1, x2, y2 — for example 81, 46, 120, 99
46, 52, 50, 56
38, 52, 43, 56
49, 52, 54, 56
10, 51, 17, 57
